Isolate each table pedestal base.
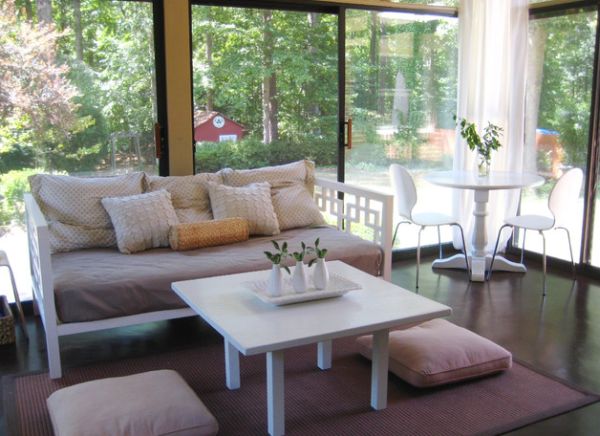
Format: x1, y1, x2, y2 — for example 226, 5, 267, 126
432, 254, 527, 282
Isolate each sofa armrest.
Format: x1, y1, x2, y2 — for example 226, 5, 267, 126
314, 178, 394, 281
25, 193, 57, 328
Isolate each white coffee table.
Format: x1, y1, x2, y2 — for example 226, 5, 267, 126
172, 261, 451, 436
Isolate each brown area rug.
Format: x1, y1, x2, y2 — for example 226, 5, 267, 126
3, 336, 598, 436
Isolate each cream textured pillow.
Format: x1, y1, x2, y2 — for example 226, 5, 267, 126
101, 190, 179, 254
220, 159, 316, 194
207, 182, 280, 236
145, 172, 223, 223
272, 182, 325, 230
46, 370, 219, 436
29, 172, 145, 253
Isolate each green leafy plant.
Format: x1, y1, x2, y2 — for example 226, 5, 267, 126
292, 241, 307, 262
455, 116, 503, 167
307, 238, 328, 267
264, 240, 290, 274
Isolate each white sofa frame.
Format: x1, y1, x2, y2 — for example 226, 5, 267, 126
25, 177, 393, 379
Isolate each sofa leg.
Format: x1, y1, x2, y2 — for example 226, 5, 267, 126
46, 329, 62, 379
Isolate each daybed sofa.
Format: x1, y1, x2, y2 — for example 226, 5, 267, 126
25, 160, 394, 378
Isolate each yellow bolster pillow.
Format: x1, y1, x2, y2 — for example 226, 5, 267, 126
169, 218, 249, 251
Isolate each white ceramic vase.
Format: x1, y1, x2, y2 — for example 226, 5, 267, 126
313, 258, 329, 290
267, 264, 283, 297
292, 261, 308, 293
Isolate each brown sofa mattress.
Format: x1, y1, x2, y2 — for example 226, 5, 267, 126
51, 226, 383, 323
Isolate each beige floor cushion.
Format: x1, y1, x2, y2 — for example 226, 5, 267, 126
46, 370, 218, 436
356, 318, 512, 388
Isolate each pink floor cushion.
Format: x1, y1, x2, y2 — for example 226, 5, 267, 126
356, 318, 512, 388
47, 370, 219, 436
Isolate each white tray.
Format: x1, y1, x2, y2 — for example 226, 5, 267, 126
247, 273, 361, 306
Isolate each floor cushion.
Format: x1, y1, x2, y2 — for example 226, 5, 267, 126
46, 369, 218, 436
356, 318, 512, 388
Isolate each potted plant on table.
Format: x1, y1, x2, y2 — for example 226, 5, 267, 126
264, 241, 290, 297
308, 238, 329, 290
456, 116, 503, 177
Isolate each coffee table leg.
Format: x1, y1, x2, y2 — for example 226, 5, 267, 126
371, 329, 389, 410
317, 340, 332, 369
267, 350, 285, 436
224, 339, 240, 389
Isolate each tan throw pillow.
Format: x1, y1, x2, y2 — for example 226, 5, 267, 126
272, 182, 325, 230
356, 318, 512, 388
207, 182, 280, 236
169, 218, 249, 250
145, 172, 223, 223
101, 190, 179, 254
220, 159, 316, 194
29, 172, 145, 253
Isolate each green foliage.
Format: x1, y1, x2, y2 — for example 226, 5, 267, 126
456, 117, 503, 164
0, 168, 41, 225
195, 136, 336, 173
264, 240, 290, 273
307, 238, 327, 267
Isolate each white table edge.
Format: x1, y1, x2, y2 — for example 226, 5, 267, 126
171, 281, 451, 355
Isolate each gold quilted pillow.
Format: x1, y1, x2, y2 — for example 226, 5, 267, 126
169, 218, 249, 251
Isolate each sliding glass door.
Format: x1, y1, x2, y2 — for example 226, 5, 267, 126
344, 8, 458, 249
190, 4, 338, 175
521, 6, 597, 263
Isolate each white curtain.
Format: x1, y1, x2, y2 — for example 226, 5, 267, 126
453, 0, 529, 252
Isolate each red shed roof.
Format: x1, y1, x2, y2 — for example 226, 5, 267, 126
194, 110, 245, 129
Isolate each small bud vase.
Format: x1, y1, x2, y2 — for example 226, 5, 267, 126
292, 261, 308, 293
313, 258, 329, 290
477, 155, 490, 177
267, 264, 283, 297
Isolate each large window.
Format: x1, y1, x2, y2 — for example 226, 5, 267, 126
344, 9, 458, 249
190, 5, 338, 174
521, 7, 596, 262
0, 0, 159, 301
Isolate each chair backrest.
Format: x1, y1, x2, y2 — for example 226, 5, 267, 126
548, 167, 584, 228
389, 163, 418, 220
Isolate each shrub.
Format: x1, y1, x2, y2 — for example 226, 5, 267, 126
0, 168, 42, 226
195, 136, 336, 173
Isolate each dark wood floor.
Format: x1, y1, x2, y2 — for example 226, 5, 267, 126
1, 256, 599, 435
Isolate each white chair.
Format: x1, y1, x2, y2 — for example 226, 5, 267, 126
488, 167, 583, 295
390, 164, 470, 289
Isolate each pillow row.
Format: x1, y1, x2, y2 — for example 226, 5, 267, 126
29, 160, 324, 254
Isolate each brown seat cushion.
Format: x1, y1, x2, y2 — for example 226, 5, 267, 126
46, 370, 218, 436
356, 318, 512, 388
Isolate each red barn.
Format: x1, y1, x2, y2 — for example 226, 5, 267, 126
194, 111, 245, 143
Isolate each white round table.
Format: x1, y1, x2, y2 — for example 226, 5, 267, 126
424, 171, 544, 281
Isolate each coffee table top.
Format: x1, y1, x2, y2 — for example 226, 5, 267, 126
172, 261, 451, 355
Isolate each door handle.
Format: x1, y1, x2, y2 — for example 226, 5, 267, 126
154, 122, 162, 159
344, 118, 352, 149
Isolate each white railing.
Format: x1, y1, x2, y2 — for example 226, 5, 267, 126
314, 178, 394, 281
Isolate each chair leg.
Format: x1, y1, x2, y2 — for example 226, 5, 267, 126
392, 222, 401, 246
540, 231, 547, 297
5, 265, 27, 338
520, 229, 527, 265
451, 224, 470, 280
437, 226, 442, 259
487, 224, 513, 281
416, 226, 424, 290
558, 227, 576, 278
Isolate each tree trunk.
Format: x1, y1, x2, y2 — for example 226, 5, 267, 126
36, 0, 52, 25
72, 0, 83, 61
206, 31, 214, 112
22, 0, 34, 21
262, 10, 278, 144
369, 12, 379, 111
308, 13, 320, 122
